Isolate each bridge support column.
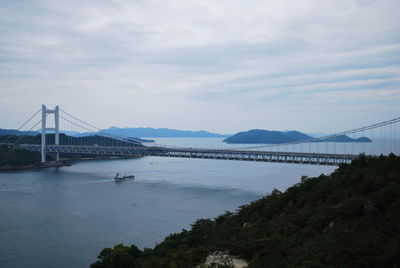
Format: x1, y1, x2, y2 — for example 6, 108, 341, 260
41, 105, 46, 162
55, 106, 59, 161
40, 105, 60, 163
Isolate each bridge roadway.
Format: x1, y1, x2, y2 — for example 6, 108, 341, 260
16, 144, 359, 165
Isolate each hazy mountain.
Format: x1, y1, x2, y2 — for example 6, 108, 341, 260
0, 128, 39, 136
284, 130, 329, 138
284, 130, 311, 141
58, 131, 154, 143
55, 131, 93, 137
305, 132, 330, 138
224, 129, 371, 144
99, 127, 229, 138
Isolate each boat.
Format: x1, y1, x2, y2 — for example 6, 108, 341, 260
114, 172, 135, 181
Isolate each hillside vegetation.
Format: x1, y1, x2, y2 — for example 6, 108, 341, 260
0, 134, 141, 147
92, 154, 400, 268
0, 145, 40, 167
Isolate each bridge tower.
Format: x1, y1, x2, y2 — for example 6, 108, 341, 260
41, 105, 59, 162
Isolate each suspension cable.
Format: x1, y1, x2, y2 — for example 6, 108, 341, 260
60, 115, 97, 133
59, 115, 139, 146
12, 119, 41, 145
60, 109, 101, 131
2, 109, 41, 143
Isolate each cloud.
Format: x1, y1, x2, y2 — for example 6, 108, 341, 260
0, 0, 399, 133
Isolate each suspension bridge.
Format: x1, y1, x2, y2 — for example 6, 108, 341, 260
1, 105, 399, 165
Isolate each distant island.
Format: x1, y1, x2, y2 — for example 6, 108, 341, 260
34, 127, 229, 139
224, 129, 371, 144
316, 134, 371, 143
98, 127, 229, 138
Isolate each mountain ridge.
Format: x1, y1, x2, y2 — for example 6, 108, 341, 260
0, 128, 39, 136
0, 127, 229, 139
99, 127, 229, 138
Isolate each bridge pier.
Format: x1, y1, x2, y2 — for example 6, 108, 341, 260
41, 105, 60, 163
41, 105, 46, 162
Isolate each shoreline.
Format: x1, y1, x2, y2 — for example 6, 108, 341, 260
0, 161, 71, 171
0, 155, 143, 172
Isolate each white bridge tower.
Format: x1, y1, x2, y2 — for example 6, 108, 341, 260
41, 105, 59, 162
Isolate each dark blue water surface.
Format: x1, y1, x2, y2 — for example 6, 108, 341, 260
0, 156, 335, 267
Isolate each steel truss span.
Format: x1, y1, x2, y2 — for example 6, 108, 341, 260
20, 144, 147, 157
19, 144, 357, 165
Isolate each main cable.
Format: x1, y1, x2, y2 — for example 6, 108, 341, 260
59, 115, 140, 146
2, 109, 41, 143
12, 119, 42, 145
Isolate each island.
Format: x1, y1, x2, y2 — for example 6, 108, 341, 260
223, 129, 371, 144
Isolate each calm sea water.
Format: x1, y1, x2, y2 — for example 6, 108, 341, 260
1, 138, 340, 267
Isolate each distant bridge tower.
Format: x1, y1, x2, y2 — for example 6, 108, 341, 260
41, 105, 59, 162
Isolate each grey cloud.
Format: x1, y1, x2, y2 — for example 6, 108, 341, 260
0, 0, 399, 133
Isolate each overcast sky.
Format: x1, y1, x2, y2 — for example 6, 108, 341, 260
1, 0, 399, 134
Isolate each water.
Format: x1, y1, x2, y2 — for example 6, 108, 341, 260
0, 139, 337, 268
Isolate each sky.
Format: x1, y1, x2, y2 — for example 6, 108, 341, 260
0, 0, 399, 134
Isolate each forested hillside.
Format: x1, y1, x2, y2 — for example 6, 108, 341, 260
0, 134, 141, 147
92, 154, 400, 268
0, 145, 41, 167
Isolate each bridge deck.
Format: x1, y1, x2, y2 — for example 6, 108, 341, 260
14, 144, 358, 165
